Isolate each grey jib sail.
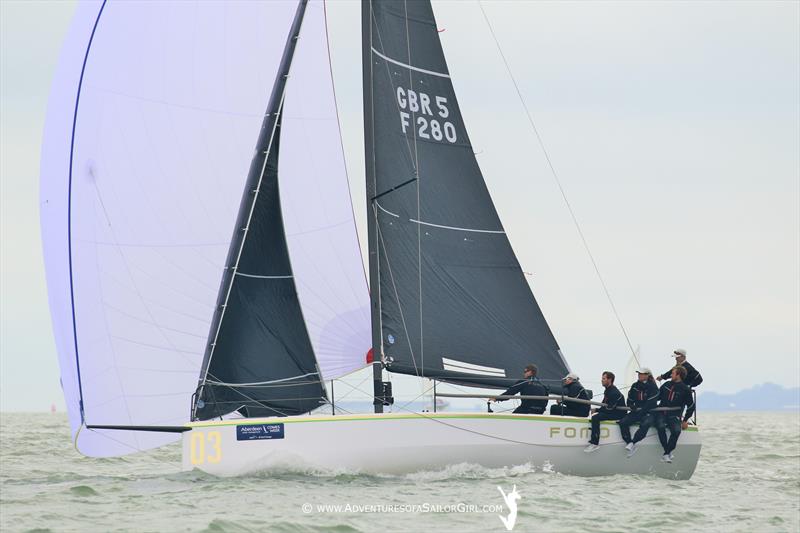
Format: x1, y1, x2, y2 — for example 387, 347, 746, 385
362, 0, 569, 388
193, 0, 326, 420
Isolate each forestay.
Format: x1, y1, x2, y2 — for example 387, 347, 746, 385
193, 0, 370, 421
193, 0, 328, 421
279, 1, 371, 385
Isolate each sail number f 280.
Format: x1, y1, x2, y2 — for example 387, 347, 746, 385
397, 87, 457, 144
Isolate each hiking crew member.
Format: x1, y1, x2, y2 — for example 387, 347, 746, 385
658, 348, 703, 388
618, 368, 659, 456
654, 365, 696, 463
491, 364, 550, 414
584, 371, 625, 453
550, 373, 590, 417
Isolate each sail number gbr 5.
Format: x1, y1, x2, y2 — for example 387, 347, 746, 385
396, 87, 457, 143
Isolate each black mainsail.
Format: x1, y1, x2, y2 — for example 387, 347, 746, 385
193, 0, 326, 420
363, 0, 569, 388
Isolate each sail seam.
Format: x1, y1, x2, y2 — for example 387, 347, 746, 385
370, 47, 450, 78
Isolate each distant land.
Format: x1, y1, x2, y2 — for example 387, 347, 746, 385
698, 383, 800, 411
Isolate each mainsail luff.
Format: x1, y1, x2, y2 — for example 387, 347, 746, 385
362, 0, 570, 388
363, 0, 385, 363
193, 0, 327, 420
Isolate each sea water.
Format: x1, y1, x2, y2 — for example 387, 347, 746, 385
1, 411, 798, 532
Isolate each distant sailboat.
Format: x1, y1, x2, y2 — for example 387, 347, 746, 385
41, 0, 700, 478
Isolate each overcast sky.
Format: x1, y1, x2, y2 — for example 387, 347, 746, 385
1, 0, 798, 411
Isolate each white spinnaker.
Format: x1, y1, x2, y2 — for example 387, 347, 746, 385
279, 0, 371, 382
40, 1, 298, 456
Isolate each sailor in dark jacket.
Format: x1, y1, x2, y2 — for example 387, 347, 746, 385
491, 364, 550, 414
584, 371, 625, 452
550, 373, 590, 417
654, 365, 696, 462
657, 348, 703, 388
618, 368, 659, 456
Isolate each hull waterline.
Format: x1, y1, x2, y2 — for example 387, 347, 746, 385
182, 412, 701, 479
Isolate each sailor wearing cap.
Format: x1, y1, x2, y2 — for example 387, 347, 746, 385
657, 348, 703, 388
549, 372, 591, 417
618, 368, 659, 457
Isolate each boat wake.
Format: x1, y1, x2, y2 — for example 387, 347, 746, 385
228, 460, 544, 482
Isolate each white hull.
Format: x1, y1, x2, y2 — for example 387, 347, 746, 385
182, 412, 701, 479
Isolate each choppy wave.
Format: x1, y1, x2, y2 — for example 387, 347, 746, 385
1, 412, 798, 532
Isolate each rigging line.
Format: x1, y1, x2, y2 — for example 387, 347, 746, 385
477, 1, 638, 364
403, 0, 425, 380
207, 396, 326, 405
331, 372, 374, 402
323, 0, 370, 289
397, 381, 434, 411
331, 376, 386, 407
389, 401, 651, 449
204, 383, 293, 418
375, 207, 420, 377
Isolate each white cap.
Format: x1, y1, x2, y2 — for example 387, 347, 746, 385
563, 372, 579, 381
672, 348, 687, 358
637, 367, 653, 375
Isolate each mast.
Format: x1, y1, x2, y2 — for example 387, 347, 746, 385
193, 0, 322, 421
363, 0, 386, 413
363, 1, 384, 364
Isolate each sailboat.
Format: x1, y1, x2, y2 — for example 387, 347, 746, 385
40, 0, 700, 479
